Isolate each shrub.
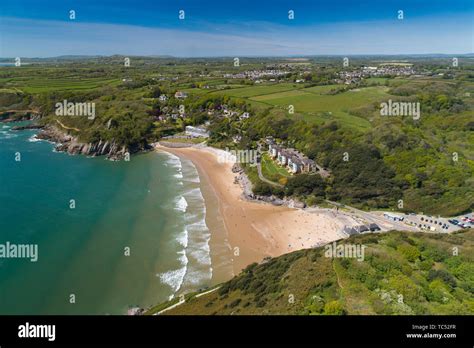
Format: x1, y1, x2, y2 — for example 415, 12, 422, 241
427, 269, 457, 288
229, 299, 242, 308
323, 300, 346, 315
253, 181, 273, 196
398, 244, 421, 262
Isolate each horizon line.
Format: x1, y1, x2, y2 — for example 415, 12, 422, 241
2, 53, 474, 60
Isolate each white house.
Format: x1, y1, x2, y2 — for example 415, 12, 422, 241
268, 144, 280, 158
288, 156, 303, 174
240, 112, 250, 120
232, 135, 242, 143
277, 150, 289, 165
185, 126, 209, 138
174, 91, 188, 99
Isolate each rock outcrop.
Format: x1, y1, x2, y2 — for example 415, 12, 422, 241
11, 124, 45, 131
0, 110, 41, 123
36, 126, 145, 161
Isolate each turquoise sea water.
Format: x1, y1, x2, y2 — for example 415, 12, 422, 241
0, 123, 213, 314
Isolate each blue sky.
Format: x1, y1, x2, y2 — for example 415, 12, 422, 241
1, 0, 473, 57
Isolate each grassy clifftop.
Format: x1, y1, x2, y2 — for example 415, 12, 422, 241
151, 230, 474, 315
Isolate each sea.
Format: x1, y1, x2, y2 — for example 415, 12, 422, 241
0, 122, 215, 314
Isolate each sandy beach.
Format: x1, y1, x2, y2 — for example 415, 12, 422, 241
156, 145, 347, 277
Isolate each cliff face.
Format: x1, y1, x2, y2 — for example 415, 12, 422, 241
2, 110, 148, 160
0, 110, 41, 122
36, 126, 138, 161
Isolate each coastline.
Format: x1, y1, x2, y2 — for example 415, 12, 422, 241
156, 144, 348, 277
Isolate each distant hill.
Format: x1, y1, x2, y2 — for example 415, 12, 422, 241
1, 53, 472, 61
148, 230, 474, 315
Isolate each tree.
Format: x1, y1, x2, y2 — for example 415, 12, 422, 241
427, 269, 457, 288
324, 300, 345, 315
285, 174, 326, 197
149, 86, 162, 98
397, 244, 421, 262
253, 182, 272, 196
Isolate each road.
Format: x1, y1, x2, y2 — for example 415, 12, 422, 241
256, 160, 284, 188
153, 287, 220, 315
325, 200, 469, 235
255, 144, 284, 187
326, 200, 419, 233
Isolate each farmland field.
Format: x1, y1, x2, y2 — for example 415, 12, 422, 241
211, 83, 304, 98
302, 84, 340, 94
0, 76, 121, 93
211, 83, 387, 131
250, 86, 390, 112
248, 86, 389, 131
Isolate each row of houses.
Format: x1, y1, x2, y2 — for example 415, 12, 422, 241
266, 139, 316, 174
207, 105, 251, 121
223, 69, 290, 80
337, 65, 417, 84
156, 99, 250, 124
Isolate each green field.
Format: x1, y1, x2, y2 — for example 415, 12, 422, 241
247, 86, 389, 131
364, 77, 389, 85
251, 86, 389, 112
302, 84, 340, 93
211, 83, 304, 98
0, 77, 121, 93
210, 83, 388, 132
261, 153, 290, 182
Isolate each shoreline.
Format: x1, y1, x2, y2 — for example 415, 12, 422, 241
156, 144, 348, 277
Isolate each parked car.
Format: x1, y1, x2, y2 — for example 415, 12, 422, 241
369, 223, 381, 231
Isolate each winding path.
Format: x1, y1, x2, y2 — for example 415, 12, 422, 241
256, 161, 284, 188
56, 119, 80, 132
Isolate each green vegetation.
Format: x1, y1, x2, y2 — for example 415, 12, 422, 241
250, 86, 385, 131
260, 153, 290, 183
211, 83, 305, 98
1, 56, 473, 215
208, 72, 474, 215
157, 230, 474, 315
